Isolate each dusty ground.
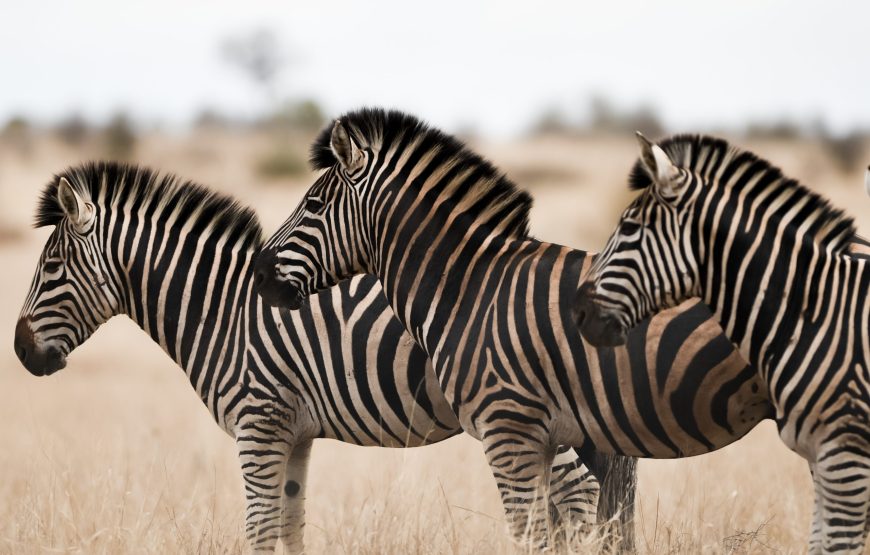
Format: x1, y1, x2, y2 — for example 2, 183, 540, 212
0, 130, 868, 553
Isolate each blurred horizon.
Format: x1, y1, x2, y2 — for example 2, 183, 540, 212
1, 5, 870, 552
2, 0, 869, 139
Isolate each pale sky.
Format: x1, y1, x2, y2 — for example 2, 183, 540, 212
1, 0, 868, 137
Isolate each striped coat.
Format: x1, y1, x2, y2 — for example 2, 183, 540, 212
254, 109, 776, 546
14, 163, 604, 553
577, 133, 870, 553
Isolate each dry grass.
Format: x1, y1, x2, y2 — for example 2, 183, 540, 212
1, 131, 868, 554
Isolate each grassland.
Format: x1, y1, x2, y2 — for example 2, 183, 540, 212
1, 130, 868, 553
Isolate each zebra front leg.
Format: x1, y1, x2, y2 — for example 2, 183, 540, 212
483, 429, 555, 548
237, 438, 292, 554
809, 463, 823, 554
810, 449, 870, 554
280, 440, 313, 554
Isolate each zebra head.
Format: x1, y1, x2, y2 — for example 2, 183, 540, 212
255, 120, 372, 309
15, 175, 122, 376
575, 133, 701, 347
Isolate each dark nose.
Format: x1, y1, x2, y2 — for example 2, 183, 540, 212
14, 317, 34, 366
13, 317, 66, 376
253, 248, 278, 294
572, 283, 594, 328
572, 283, 628, 348
252, 248, 304, 310
253, 267, 266, 290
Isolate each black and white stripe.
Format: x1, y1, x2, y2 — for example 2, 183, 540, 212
14, 162, 603, 553
578, 133, 870, 553
255, 109, 776, 547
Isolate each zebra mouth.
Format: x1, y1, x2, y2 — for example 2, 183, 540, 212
34, 353, 67, 376
573, 284, 628, 348
14, 318, 67, 376
17, 345, 67, 376
253, 248, 306, 310
257, 281, 305, 310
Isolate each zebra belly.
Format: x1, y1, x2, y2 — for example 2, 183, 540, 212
572, 299, 773, 458
557, 299, 773, 458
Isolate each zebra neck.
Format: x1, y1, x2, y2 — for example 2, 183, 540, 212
121, 227, 256, 409
701, 226, 860, 384
373, 200, 520, 365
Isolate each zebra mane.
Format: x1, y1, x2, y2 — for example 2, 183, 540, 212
629, 134, 857, 254
35, 161, 264, 250
309, 108, 533, 238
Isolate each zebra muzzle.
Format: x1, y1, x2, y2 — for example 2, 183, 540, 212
253, 249, 305, 310
572, 284, 628, 348
14, 318, 66, 376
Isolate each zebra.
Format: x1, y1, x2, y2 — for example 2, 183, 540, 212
575, 133, 870, 553
13, 162, 613, 554
253, 108, 779, 546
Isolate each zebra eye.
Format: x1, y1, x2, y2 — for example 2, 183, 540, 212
306, 198, 326, 214
621, 220, 642, 235
44, 259, 63, 275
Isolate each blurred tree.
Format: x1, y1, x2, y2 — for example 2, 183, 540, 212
104, 112, 136, 160
264, 99, 326, 132
589, 95, 617, 132
531, 107, 572, 135
1, 115, 33, 156
256, 148, 308, 178
744, 120, 802, 140
56, 113, 89, 147
588, 96, 664, 137
629, 105, 665, 138
285, 99, 325, 131
193, 108, 229, 131
821, 131, 867, 174
221, 28, 285, 109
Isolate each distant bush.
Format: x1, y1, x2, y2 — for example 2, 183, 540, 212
103, 113, 136, 159
256, 147, 308, 178
820, 132, 866, 173
261, 99, 327, 133
744, 121, 803, 140
193, 109, 229, 131
1, 115, 33, 155
531, 108, 572, 135
529, 97, 665, 137
589, 96, 664, 137
55, 113, 89, 146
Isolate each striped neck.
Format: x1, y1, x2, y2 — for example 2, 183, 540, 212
685, 145, 859, 381
119, 212, 259, 410
309, 109, 536, 365
43, 163, 264, 417
367, 168, 530, 365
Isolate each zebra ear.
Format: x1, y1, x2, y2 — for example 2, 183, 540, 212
330, 120, 364, 173
636, 132, 681, 196
57, 177, 95, 232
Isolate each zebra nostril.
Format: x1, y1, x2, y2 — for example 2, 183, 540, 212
575, 306, 586, 326
15, 344, 27, 363
254, 270, 265, 289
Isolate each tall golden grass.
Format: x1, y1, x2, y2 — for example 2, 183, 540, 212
1, 131, 867, 553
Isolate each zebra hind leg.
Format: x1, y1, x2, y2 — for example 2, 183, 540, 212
280, 440, 313, 554
581, 447, 638, 553
810, 447, 870, 554
482, 428, 555, 548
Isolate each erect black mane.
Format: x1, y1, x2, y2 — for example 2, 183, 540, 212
309, 107, 533, 238
628, 133, 856, 254
35, 161, 264, 250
